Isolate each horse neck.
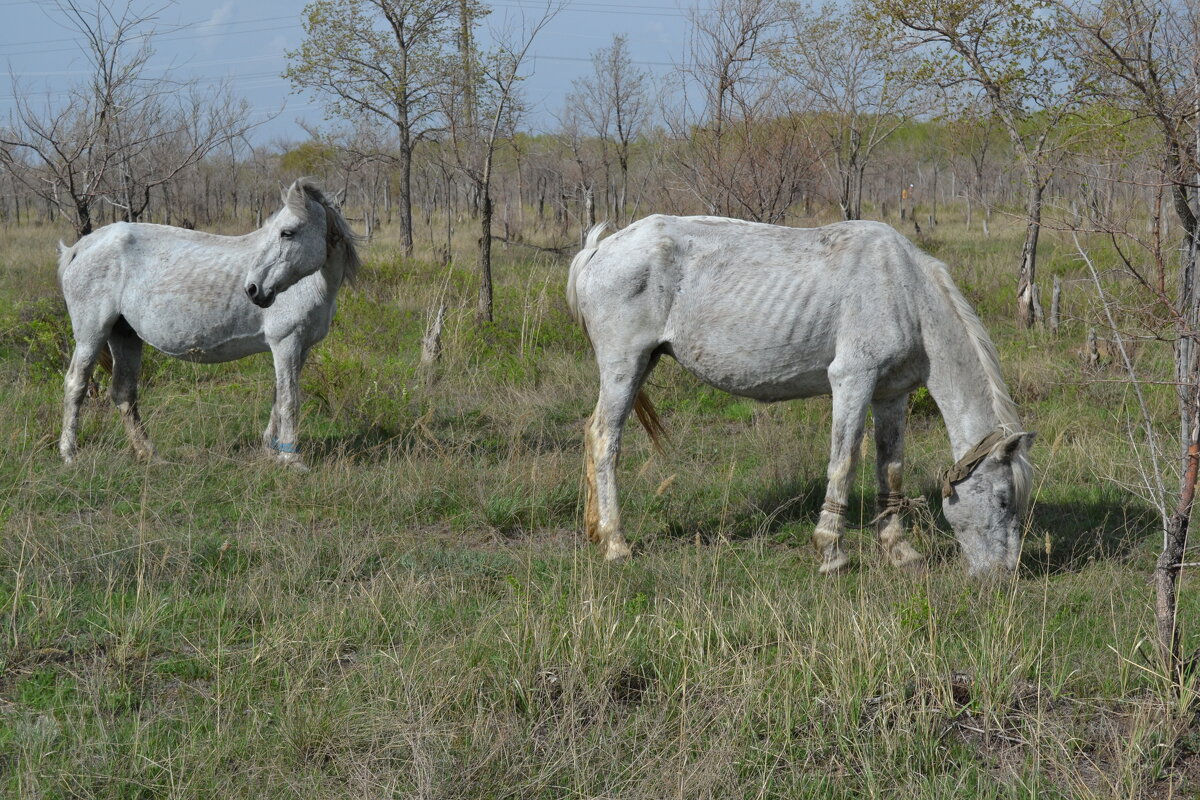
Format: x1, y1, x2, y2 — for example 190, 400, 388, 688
922, 310, 1005, 460
320, 251, 347, 292
295, 251, 347, 305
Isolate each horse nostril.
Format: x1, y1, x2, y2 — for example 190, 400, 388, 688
246, 283, 259, 299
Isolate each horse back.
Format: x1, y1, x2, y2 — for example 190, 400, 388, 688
579, 216, 932, 401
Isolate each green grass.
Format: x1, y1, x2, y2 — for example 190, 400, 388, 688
1, 213, 1198, 798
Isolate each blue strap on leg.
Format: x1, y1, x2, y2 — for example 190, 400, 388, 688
270, 437, 298, 454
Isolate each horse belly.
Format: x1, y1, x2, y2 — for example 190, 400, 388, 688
166, 334, 270, 363
670, 334, 835, 402
125, 311, 269, 363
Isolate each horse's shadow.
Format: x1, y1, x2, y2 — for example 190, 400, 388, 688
303, 427, 411, 462
268, 418, 579, 465
657, 476, 1157, 574
1021, 496, 1158, 574
232, 425, 413, 464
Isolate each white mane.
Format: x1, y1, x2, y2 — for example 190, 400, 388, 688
920, 252, 1032, 512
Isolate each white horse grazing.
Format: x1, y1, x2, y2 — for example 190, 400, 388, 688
58, 178, 361, 468
568, 215, 1034, 575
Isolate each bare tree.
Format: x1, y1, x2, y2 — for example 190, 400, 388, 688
873, 0, 1091, 327
0, 0, 253, 237
777, 1, 929, 221
1065, 0, 1200, 682
444, 3, 558, 324
555, 102, 602, 232
285, 0, 481, 257
671, 0, 815, 223
944, 104, 1004, 235
566, 34, 649, 225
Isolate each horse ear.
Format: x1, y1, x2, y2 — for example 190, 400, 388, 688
992, 431, 1035, 462
284, 180, 311, 218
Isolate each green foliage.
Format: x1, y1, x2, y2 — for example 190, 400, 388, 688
278, 140, 339, 175
0, 296, 73, 378
908, 386, 938, 417
284, 0, 487, 132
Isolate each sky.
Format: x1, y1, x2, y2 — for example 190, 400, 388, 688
0, 0, 695, 146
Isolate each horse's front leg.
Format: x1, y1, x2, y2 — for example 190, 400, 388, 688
265, 339, 308, 470
873, 394, 924, 570
814, 367, 874, 574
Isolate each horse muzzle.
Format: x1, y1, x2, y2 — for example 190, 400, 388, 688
245, 283, 277, 308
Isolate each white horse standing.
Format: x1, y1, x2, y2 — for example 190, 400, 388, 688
58, 178, 361, 468
568, 215, 1034, 575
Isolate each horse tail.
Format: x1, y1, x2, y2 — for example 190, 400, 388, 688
96, 346, 114, 375
56, 240, 77, 281
633, 389, 666, 453
566, 222, 610, 331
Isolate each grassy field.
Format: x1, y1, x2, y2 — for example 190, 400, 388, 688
2, 212, 1199, 798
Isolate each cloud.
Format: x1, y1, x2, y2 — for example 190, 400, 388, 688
199, 2, 235, 53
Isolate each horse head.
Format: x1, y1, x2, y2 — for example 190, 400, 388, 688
244, 178, 337, 308
941, 430, 1036, 575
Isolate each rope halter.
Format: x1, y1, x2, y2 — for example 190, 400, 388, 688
939, 430, 1008, 499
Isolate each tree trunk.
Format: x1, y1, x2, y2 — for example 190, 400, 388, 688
399, 139, 414, 257
618, 153, 629, 226
931, 162, 938, 226
421, 303, 448, 365
1016, 181, 1044, 328
75, 199, 93, 237
1175, 192, 1199, 461
1156, 426, 1198, 680
477, 190, 493, 323
443, 170, 453, 265
1158, 170, 1200, 680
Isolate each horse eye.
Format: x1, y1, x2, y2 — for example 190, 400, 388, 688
281, 229, 295, 239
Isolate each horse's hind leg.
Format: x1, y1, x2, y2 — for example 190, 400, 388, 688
873, 394, 924, 570
585, 353, 654, 561
109, 325, 155, 461
60, 335, 108, 463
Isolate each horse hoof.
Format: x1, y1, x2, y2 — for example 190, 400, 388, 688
283, 459, 309, 473
818, 551, 851, 575
604, 542, 632, 562
889, 544, 926, 573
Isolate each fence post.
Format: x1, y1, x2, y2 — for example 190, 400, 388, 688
1050, 274, 1062, 334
